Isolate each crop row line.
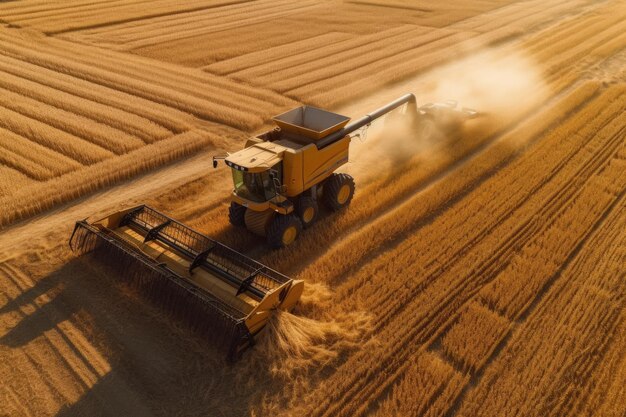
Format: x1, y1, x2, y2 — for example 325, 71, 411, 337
332, 118, 626, 417
301, 87, 624, 417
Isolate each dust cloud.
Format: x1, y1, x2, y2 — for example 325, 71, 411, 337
344, 47, 548, 183
426, 47, 548, 117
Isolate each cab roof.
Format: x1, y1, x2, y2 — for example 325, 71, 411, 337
225, 142, 285, 173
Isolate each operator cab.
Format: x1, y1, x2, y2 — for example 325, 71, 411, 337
223, 142, 287, 204
229, 164, 282, 203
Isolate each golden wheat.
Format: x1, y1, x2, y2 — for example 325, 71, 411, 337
0, 2, 624, 417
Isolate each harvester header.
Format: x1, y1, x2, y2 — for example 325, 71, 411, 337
70, 205, 303, 360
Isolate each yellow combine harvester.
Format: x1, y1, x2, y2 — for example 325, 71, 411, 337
70, 93, 475, 359
215, 93, 476, 248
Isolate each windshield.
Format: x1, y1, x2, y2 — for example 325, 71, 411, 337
231, 169, 275, 203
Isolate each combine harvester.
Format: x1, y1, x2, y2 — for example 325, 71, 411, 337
215, 93, 476, 248
70, 94, 475, 359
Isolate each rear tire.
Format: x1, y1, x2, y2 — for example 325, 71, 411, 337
323, 173, 355, 211
297, 196, 319, 228
267, 214, 303, 249
228, 202, 246, 227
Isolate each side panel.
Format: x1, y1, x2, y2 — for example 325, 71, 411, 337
282, 148, 305, 197
302, 136, 350, 189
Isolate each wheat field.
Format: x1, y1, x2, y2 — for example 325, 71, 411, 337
0, 0, 624, 416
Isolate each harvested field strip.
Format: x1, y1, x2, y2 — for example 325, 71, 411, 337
296, 30, 510, 107
48, 39, 293, 115
456, 191, 626, 417
267, 28, 458, 92
205, 32, 354, 75
87, 0, 320, 43
284, 30, 468, 94
13, 31, 291, 106
543, 25, 626, 77
361, 0, 512, 12
0, 68, 172, 143
42, 46, 291, 115
0, 106, 113, 165
523, 14, 604, 54
348, 0, 515, 27
130, 19, 358, 67
298, 88, 624, 417
300, 11, 613, 109
71, 0, 296, 39
468, 0, 570, 32
529, 6, 626, 58
0, 0, 117, 16
0, 54, 194, 133
347, 0, 436, 12
452, 0, 580, 32
0, 0, 151, 16
85, 0, 323, 50
0, 87, 145, 153
519, 0, 626, 62
0, 30, 293, 129
273, 4, 425, 35
230, 25, 425, 80
0, 127, 231, 228
0, 38, 262, 130
0, 0, 247, 34
0, 37, 262, 117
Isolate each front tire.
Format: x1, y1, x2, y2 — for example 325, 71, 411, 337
323, 173, 355, 211
267, 214, 303, 249
228, 202, 246, 227
297, 196, 319, 228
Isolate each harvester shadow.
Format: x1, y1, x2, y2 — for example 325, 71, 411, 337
54, 372, 154, 417
0, 292, 67, 347
0, 264, 72, 347
0, 257, 277, 416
